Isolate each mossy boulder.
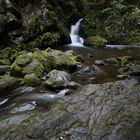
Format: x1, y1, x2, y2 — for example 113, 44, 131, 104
103, 56, 133, 66
33, 49, 51, 73
0, 48, 11, 59
45, 70, 71, 88
15, 53, 32, 67
10, 52, 33, 77
23, 74, 40, 86
84, 36, 107, 47
0, 75, 22, 94
23, 60, 44, 77
95, 56, 133, 66
118, 66, 140, 75
45, 49, 77, 69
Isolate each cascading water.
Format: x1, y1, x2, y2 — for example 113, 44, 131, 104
70, 18, 84, 46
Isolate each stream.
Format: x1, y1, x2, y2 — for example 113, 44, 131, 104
0, 46, 140, 139
62, 45, 140, 84
0, 45, 140, 121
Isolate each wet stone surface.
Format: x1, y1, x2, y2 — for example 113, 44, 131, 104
0, 79, 139, 140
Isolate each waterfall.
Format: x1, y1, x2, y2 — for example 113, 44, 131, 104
70, 18, 84, 46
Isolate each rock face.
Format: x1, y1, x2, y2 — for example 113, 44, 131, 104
0, 0, 85, 47
0, 79, 139, 140
82, 1, 140, 44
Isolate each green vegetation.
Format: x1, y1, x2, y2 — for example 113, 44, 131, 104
28, 32, 60, 48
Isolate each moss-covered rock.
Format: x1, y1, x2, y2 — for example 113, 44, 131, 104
15, 53, 32, 67
118, 66, 140, 75
0, 48, 11, 59
45, 69, 71, 88
23, 74, 40, 86
103, 56, 133, 66
0, 59, 11, 65
23, 60, 44, 77
84, 36, 107, 47
0, 74, 22, 94
33, 49, 51, 73
45, 49, 77, 69
10, 52, 33, 77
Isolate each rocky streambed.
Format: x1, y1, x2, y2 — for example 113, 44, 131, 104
0, 79, 140, 140
0, 45, 140, 140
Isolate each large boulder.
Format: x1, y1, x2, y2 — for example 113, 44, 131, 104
45, 49, 77, 69
0, 79, 139, 140
45, 69, 71, 88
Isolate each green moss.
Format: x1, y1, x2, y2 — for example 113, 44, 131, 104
0, 48, 11, 59
23, 60, 44, 77
83, 1, 140, 44
123, 30, 140, 44
23, 74, 40, 86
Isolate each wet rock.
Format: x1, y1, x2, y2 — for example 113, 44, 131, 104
103, 56, 133, 66
116, 74, 127, 78
95, 60, 105, 65
76, 55, 84, 63
0, 79, 139, 140
68, 81, 81, 89
84, 35, 107, 47
11, 86, 37, 97
0, 75, 21, 95
45, 70, 71, 88
78, 66, 95, 75
118, 65, 140, 75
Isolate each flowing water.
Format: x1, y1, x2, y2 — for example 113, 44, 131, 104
69, 18, 84, 46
